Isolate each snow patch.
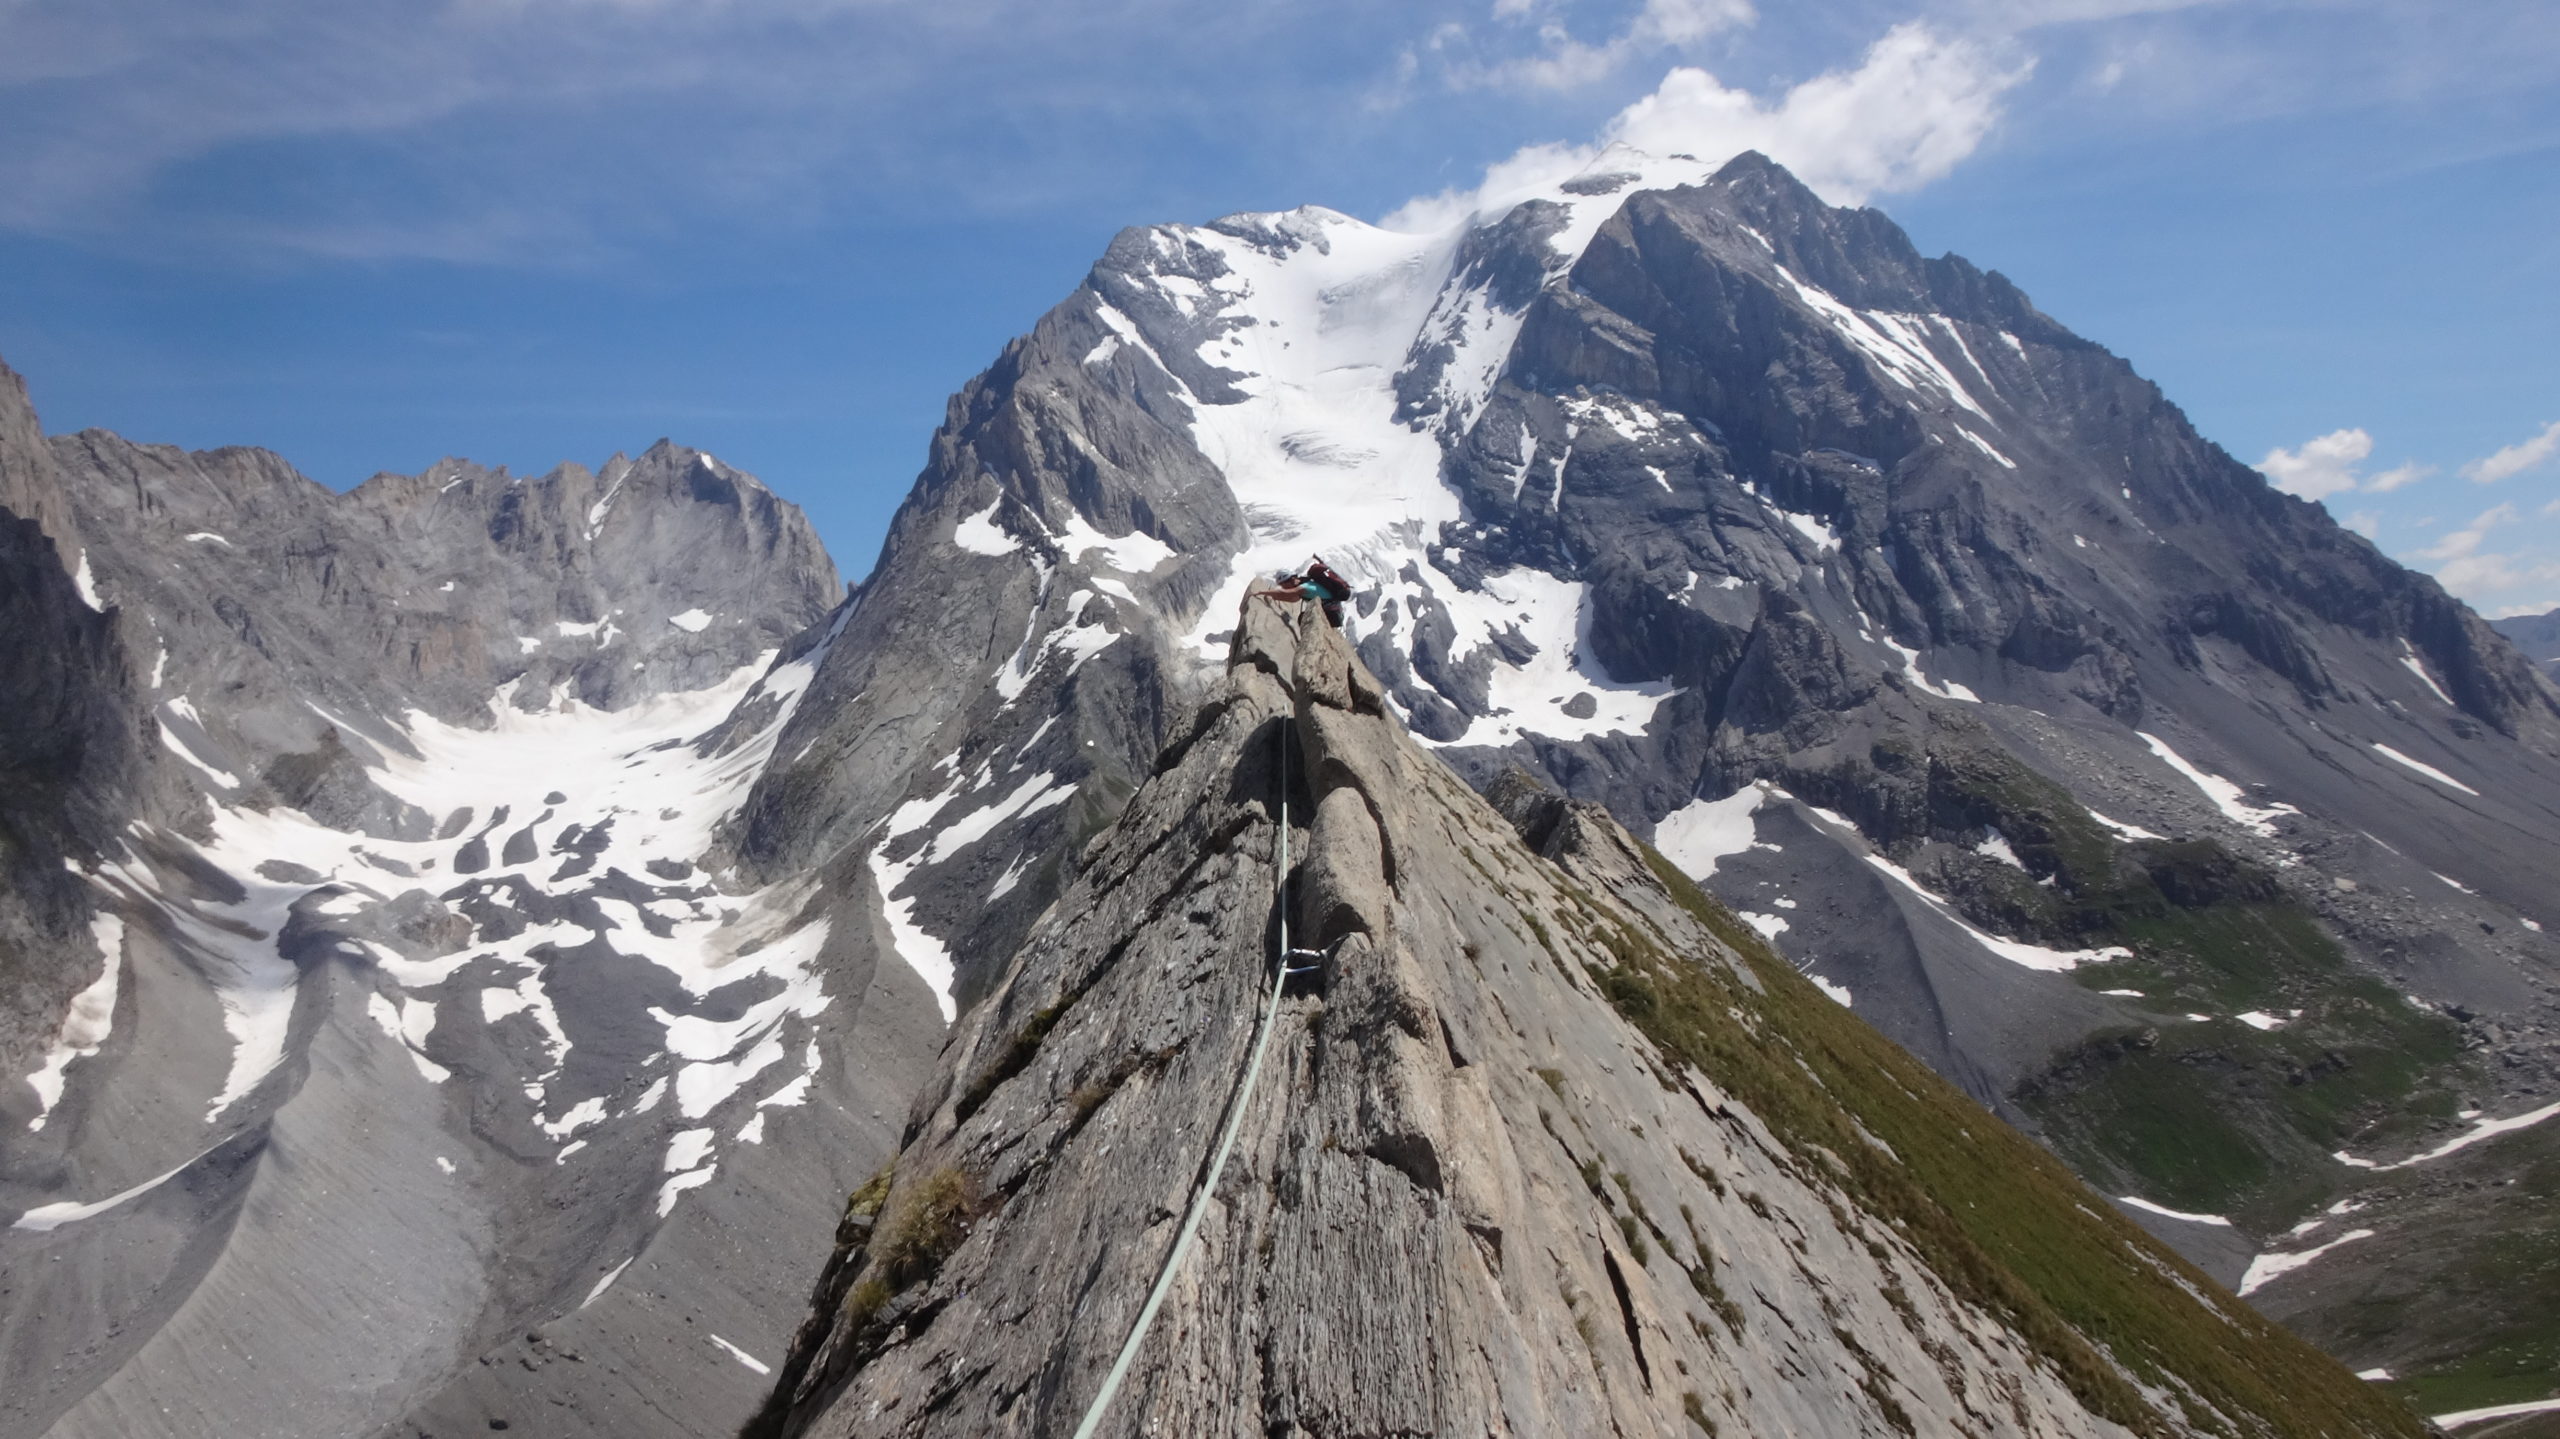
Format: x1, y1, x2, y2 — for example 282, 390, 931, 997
2370, 742, 2478, 797
2137, 733, 2298, 837
2397, 640, 2455, 706
2333, 1098, 2560, 1171
2117, 1195, 2233, 1228
23, 912, 124, 1130
2436, 1398, 2560, 1429
1880, 636, 1979, 703
952, 498, 1018, 557
2085, 809, 2165, 842
1057, 511, 1176, 574
2239, 1228, 2376, 1296
1428, 567, 1678, 747
667, 609, 713, 633
1957, 428, 2016, 468
1772, 266, 1991, 422
1866, 855, 2133, 973
11, 1142, 223, 1231
364, 990, 450, 1083
183, 532, 233, 547
580, 1258, 634, 1309
1653, 785, 1771, 880
710, 1334, 772, 1376
869, 844, 956, 1022
158, 715, 240, 789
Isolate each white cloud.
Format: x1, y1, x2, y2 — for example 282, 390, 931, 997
2417, 503, 2512, 564
2462, 419, 2560, 484
2410, 503, 2560, 602
2493, 601, 2558, 619
1433, 0, 1757, 93
2343, 510, 2380, 540
2257, 427, 2432, 501
1387, 21, 2027, 229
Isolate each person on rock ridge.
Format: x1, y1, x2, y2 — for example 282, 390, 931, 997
1251, 556, 1352, 629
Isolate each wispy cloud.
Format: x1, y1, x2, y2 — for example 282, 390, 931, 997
1425, 0, 1757, 92
2412, 502, 2560, 600
1387, 20, 2027, 230
2257, 427, 2429, 502
0, 0, 1367, 261
2462, 418, 2560, 484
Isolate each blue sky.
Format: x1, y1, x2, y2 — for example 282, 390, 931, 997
1, 0, 2554, 615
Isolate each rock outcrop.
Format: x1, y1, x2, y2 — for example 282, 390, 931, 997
750, 598, 2420, 1437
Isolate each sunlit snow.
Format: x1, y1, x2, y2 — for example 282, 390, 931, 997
2116, 1195, 2233, 1228
2239, 1228, 2376, 1297
1654, 785, 1773, 880
21, 912, 124, 1130
2137, 732, 2298, 837
2370, 742, 2477, 797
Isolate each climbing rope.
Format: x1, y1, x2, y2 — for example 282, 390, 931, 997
1068, 684, 1297, 1439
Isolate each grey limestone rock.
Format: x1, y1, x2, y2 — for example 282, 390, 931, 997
750, 598, 2419, 1438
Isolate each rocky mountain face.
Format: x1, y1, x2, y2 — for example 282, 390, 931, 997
750, 597, 2418, 1438
725, 149, 2560, 1423
0, 367, 956, 1439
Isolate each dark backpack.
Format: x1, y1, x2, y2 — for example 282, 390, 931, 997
1302, 558, 1354, 603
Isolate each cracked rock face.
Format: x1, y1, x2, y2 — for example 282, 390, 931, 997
749, 600, 2417, 1439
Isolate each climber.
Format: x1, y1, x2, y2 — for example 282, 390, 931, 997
1251, 557, 1353, 629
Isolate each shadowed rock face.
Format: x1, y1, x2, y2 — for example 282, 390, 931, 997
749, 598, 2421, 1439
0, 362, 172, 1114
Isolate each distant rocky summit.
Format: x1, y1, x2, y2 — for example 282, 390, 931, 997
2495, 604, 2560, 682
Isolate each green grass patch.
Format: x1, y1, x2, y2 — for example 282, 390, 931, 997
1625, 841, 2424, 1438
2022, 980, 2464, 1222
871, 1164, 981, 1294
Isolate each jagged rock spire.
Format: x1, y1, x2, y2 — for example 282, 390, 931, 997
750, 595, 2417, 1438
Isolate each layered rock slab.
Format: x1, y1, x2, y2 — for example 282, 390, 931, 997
752, 598, 2419, 1438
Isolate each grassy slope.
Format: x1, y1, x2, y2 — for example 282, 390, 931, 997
1853, 733, 2473, 1227
1549, 834, 2432, 1437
